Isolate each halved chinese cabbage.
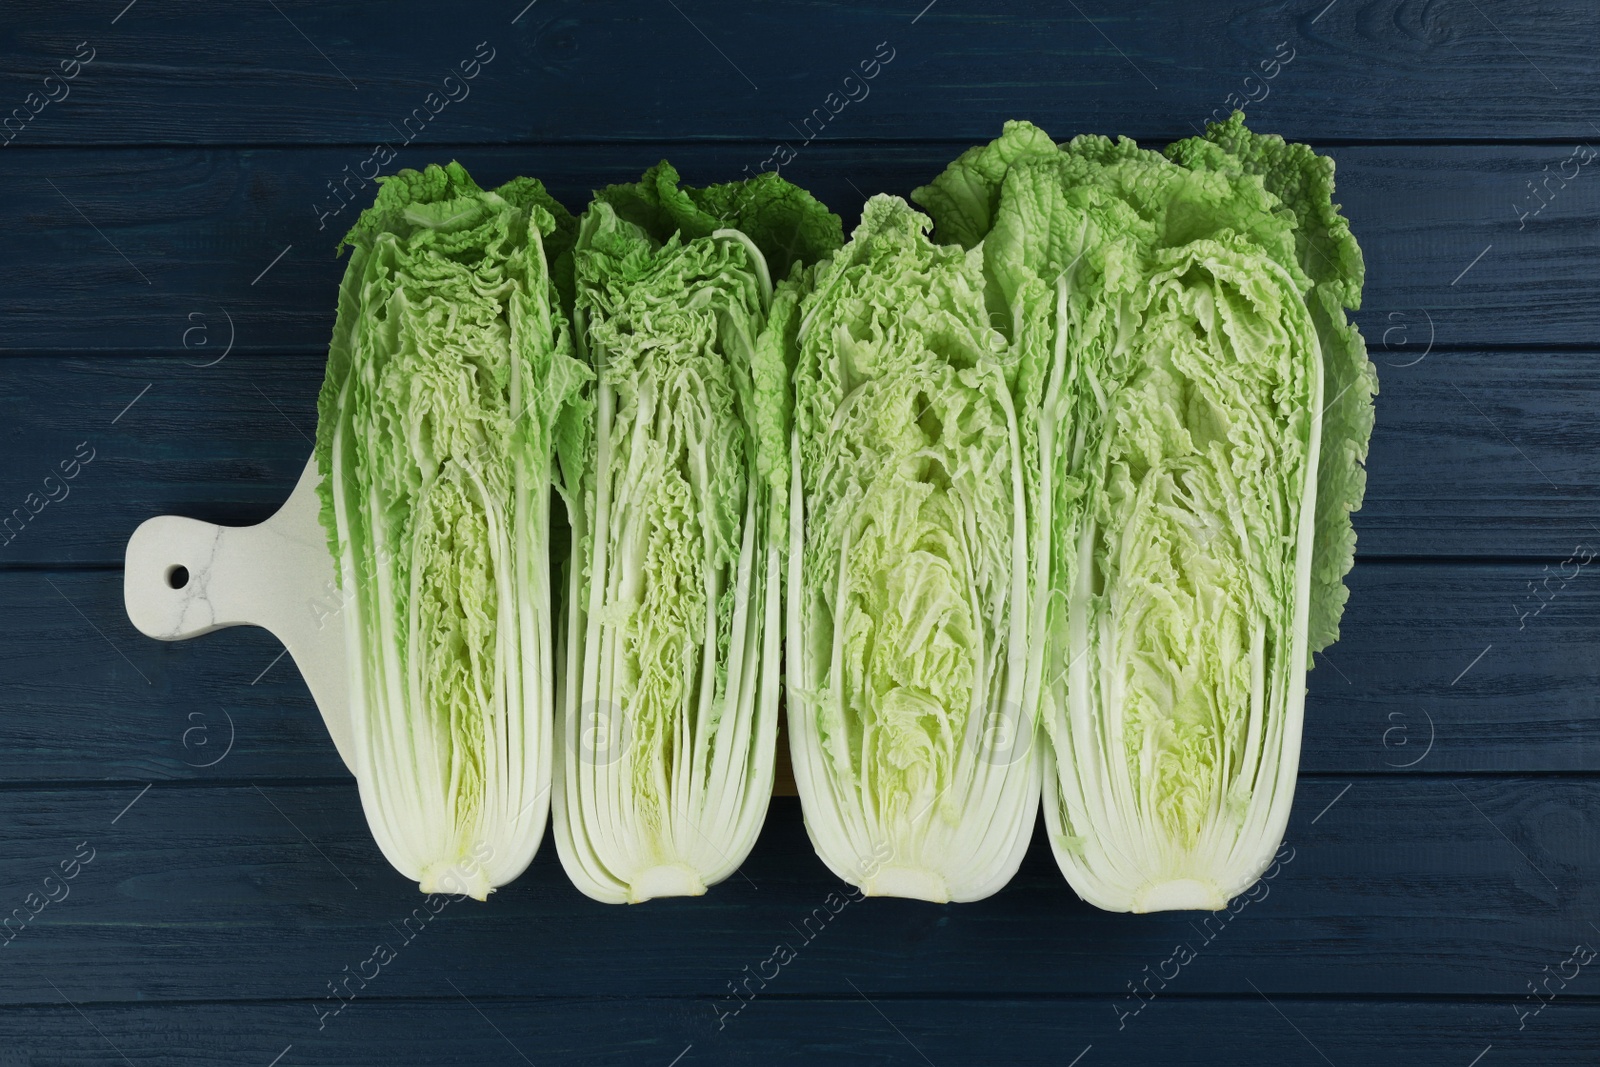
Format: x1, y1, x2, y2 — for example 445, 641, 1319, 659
786, 195, 1042, 903
315, 162, 587, 899
914, 115, 1373, 911
553, 166, 840, 902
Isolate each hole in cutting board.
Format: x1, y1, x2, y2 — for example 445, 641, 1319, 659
165, 565, 189, 590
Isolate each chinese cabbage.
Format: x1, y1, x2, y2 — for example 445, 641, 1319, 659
552, 168, 838, 903
315, 161, 587, 899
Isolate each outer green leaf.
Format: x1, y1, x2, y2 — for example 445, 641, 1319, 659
910, 119, 1059, 250
1165, 111, 1376, 658
593, 160, 844, 274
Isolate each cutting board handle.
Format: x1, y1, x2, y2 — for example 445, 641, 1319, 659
122, 458, 356, 771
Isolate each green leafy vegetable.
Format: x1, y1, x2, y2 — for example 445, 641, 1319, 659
304, 125, 1371, 913
552, 167, 837, 903
786, 195, 1042, 903
315, 161, 588, 900
592, 160, 844, 282
914, 114, 1372, 911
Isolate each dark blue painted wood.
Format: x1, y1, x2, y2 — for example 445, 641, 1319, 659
3, 145, 1597, 353
0, 787, 1592, 1003
1, 0, 1596, 144
3, 1, 1597, 1064
0, 997, 1587, 1067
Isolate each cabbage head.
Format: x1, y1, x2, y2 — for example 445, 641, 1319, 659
914, 114, 1374, 912
315, 162, 588, 900
552, 165, 841, 902
786, 195, 1043, 903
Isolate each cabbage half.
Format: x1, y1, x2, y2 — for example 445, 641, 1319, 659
315, 162, 588, 899
914, 115, 1374, 912
552, 166, 840, 903
787, 195, 1042, 903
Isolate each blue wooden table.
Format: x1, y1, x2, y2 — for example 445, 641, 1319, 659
2, 2, 1598, 1063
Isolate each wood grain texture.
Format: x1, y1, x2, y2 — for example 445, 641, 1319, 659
1, 562, 1594, 783
0, 785, 1592, 1004
3, 144, 1597, 353
0, 996, 1583, 1067
1, 0, 1596, 145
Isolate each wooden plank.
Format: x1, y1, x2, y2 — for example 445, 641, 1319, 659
1361, 350, 1600, 559
1302, 561, 1600, 774
2, 561, 1594, 784
4, 344, 1599, 567
0, 355, 319, 567
0, 995, 1580, 1067
3, 0, 1597, 145
2, 144, 1595, 354
0, 782, 1592, 1003
1, 569, 342, 782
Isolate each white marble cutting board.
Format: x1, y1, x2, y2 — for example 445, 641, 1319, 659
123, 457, 356, 772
